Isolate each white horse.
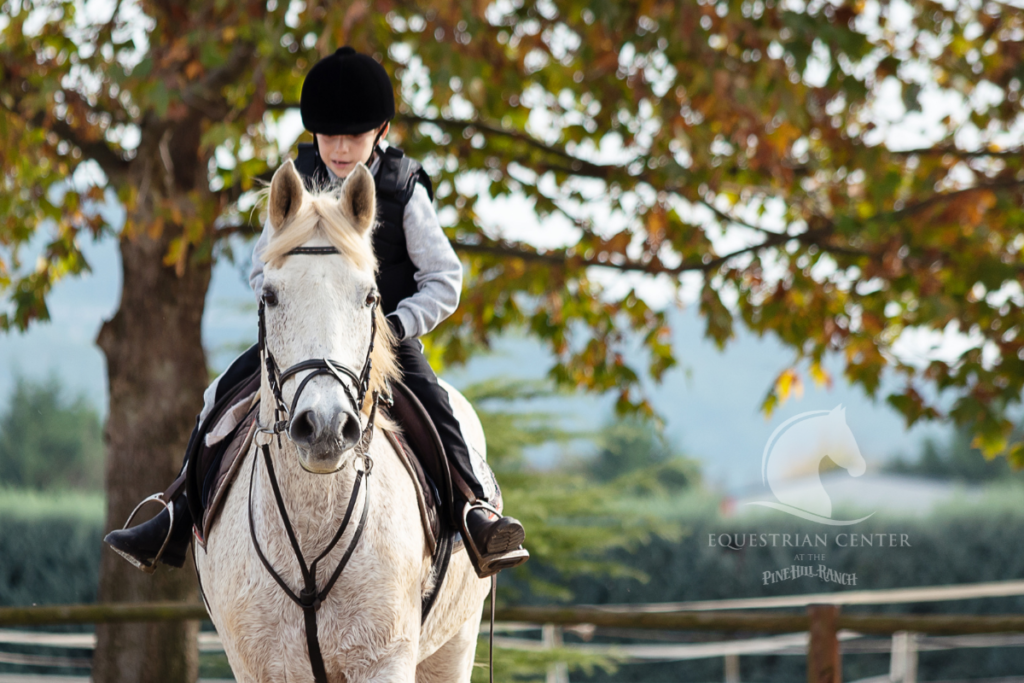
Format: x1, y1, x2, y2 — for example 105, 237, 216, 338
195, 160, 490, 682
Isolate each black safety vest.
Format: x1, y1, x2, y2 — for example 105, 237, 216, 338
293, 143, 434, 316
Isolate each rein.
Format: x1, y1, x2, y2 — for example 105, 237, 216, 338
249, 245, 380, 683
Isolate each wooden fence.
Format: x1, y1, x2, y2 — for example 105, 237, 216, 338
2, 579, 1024, 682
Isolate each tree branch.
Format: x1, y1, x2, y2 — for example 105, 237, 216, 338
264, 101, 297, 111
404, 114, 616, 178
888, 179, 1024, 220
889, 145, 1024, 159
214, 167, 276, 204
213, 221, 261, 238
265, 103, 620, 179
699, 200, 786, 237
0, 63, 131, 180
3, 100, 130, 180
453, 229, 800, 276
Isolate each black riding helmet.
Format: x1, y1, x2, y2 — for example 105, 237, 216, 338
300, 47, 395, 139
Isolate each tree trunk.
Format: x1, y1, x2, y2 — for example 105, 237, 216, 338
93, 227, 211, 683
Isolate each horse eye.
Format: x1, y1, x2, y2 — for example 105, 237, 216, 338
365, 291, 377, 307
262, 287, 279, 307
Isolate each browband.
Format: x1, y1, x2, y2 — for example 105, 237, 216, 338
288, 246, 340, 255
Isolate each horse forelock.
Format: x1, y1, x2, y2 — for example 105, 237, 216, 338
262, 190, 377, 273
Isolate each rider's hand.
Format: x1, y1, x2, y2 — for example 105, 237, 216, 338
386, 313, 405, 341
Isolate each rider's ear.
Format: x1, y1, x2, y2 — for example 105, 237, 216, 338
269, 160, 304, 231
338, 163, 376, 235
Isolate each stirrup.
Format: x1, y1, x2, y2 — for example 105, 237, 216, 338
460, 501, 529, 579
113, 493, 175, 574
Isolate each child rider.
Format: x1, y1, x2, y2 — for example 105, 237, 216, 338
104, 47, 528, 579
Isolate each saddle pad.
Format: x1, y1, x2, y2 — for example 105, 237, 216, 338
197, 405, 258, 548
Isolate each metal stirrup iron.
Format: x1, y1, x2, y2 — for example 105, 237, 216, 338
117, 494, 175, 574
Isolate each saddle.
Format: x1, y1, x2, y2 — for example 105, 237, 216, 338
187, 376, 502, 569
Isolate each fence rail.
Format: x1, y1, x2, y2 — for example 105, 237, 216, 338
2, 583, 1024, 683
2, 601, 1024, 637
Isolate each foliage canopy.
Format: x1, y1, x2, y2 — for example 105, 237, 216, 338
4, 0, 1024, 462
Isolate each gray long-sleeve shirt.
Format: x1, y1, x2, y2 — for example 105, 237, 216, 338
248, 159, 462, 340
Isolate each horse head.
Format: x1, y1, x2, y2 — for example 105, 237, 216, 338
259, 160, 398, 473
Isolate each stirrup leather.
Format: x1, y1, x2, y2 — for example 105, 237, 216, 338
113, 493, 176, 574
460, 501, 529, 579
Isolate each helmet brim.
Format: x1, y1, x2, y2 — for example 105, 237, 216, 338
305, 119, 388, 137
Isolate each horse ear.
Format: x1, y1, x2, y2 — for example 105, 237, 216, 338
338, 163, 376, 235
269, 160, 304, 231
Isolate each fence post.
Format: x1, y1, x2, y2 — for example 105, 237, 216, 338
807, 604, 841, 683
542, 624, 569, 683
890, 631, 918, 683
724, 652, 741, 683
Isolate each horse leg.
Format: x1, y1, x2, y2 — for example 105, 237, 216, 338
351, 637, 418, 683
415, 611, 483, 683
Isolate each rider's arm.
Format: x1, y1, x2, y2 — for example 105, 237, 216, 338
390, 182, 463, 340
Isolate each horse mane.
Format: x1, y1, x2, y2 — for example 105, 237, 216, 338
258, 185, 401, 423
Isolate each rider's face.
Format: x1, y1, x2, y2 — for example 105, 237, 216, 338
315, 123, 389, 179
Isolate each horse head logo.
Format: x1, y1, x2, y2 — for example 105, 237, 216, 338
747, 405, 874, 525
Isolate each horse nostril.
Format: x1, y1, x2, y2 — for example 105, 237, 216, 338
290, 410, 322, 445
337, 411, 362, 450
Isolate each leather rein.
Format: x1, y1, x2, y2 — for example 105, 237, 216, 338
250, 245, 380, 683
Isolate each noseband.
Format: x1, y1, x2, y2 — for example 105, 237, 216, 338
248, 244, 381, 683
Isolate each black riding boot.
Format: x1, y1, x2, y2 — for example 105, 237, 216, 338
464, 505, 526, 555
103, 492, 193, 572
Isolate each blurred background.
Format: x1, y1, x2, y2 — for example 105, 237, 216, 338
4, 0, 1024, 680
3, 232, 1024, 681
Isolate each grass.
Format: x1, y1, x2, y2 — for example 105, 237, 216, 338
0, 487, 105, 523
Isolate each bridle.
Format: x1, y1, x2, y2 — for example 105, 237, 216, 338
249, 244, 381, 683
256, 245, 381, 459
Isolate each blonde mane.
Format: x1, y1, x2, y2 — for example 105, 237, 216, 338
260, 186, 400, 421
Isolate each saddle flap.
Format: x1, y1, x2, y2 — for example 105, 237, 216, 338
384, 380, 504, 553
383, 430, 440, 554
187, 370, 261, 534
388, 381, 453, 512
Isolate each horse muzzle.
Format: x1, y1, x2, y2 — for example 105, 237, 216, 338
290, 405, 363, 473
